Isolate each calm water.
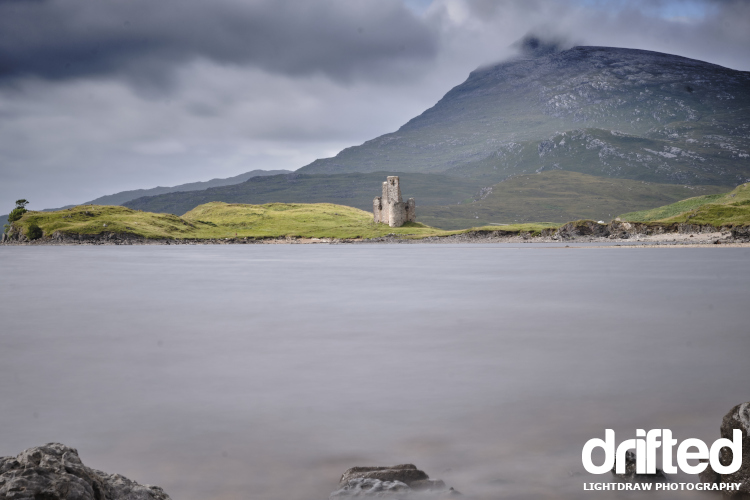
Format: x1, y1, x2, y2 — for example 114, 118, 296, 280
1, 244, 749, 500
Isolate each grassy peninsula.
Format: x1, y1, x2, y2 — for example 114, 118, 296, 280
6, 202, 449, 241
4, 182, 750, 244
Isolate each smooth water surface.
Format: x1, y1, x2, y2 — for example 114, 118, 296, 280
1, 244, 749, 499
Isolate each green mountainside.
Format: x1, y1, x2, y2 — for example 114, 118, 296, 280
299, 46, 750, 187
418, 171, 724, 229
122, 172, 484, 215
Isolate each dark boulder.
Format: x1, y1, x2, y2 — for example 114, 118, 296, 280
718, 402, 750, 497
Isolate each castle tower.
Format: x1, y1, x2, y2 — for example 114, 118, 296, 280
373, 176, 415, 227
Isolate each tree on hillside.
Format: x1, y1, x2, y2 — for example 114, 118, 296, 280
6, 199, 30, 232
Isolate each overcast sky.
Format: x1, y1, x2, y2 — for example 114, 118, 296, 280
1, 0, 749, 210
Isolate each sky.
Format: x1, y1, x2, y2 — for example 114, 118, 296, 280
1, 0, 750, 210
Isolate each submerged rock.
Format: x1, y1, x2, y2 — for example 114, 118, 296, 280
331, 478, 412, 499
332, 464, 459, 499
0, 443, 171, 500
610, 450, 667, 482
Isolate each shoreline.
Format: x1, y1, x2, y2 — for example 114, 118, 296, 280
3, 230, 749, 247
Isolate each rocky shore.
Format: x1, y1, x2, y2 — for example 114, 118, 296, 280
2, 220, 749, 246
4, 401, 748, 499
0, 443, 171, 500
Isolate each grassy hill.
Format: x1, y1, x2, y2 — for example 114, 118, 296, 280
7, 203, 450, 240
418, 171, 725, 229
619, 182, 750, 226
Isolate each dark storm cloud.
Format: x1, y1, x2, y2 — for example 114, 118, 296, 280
512, 34, 576, 57
2, 0, 750, 212
0, 0, 438, 85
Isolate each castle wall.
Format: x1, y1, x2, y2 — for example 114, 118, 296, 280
386, 176, 402, 203
373, 197, 383, 223
405, 198, 416, 223
388, 201, 406, 228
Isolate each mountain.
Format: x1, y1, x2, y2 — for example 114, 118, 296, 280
80, 47, 750, 228
299, 46, 750, 187
51, 169, 292, 209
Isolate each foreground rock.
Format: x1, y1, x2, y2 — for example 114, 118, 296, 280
331, 464, 459, 498
0, 443, 171, 500
700, 402, 750, 497
610, 450, 667, 483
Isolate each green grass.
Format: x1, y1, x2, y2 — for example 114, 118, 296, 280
462, 222, 560, 236
619, 182, 750, 226
9, 202, 453, 240
618, 194, 725, 221
8, 202, 570, 241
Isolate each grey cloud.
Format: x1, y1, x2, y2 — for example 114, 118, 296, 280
0, 0, 439, 86
3, 0, 750, 211
512, 33, 577, 57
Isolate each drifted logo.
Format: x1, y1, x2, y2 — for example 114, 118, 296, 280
582, 429, 743, 475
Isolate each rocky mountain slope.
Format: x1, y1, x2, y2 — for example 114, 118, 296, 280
300, 46, 750, 187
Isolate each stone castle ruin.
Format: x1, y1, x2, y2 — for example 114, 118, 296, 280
373, 176, 415, 227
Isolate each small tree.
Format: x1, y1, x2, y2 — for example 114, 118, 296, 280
7, 199, 29, 225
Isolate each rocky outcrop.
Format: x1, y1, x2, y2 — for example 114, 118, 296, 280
0, 443, 171, 500
610, 450, 667, 483
701, 402, 750, 497
556, 220, 610, 239
731, 226, 750, 241
331, 464, 459, 499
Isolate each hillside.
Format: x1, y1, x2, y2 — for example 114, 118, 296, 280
5, 203, 447, 240
84, 169, 291, 206
122, 171, 484, 215
619, 181, 750, 226
299, 46, 750, 187
418, 170, 725, 229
